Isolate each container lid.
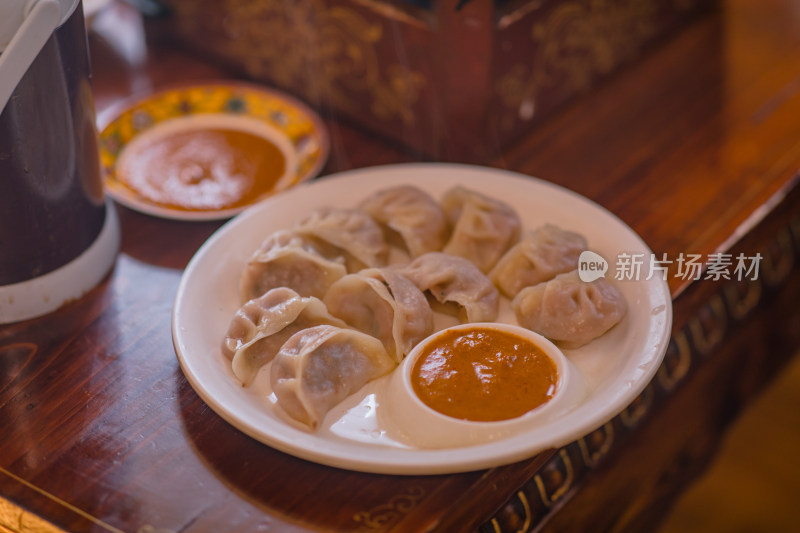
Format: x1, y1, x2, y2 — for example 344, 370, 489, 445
0, 0, 79, 52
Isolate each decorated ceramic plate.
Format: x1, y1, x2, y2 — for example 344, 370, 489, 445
98, 82, 329, 221
172, 164, 672, 475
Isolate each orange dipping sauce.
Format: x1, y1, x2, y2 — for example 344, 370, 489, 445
116, 116, 288, 212
411, 327, 558, 422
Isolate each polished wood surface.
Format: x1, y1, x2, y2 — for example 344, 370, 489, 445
660, 353, 800, 533
2, 1, 800, 531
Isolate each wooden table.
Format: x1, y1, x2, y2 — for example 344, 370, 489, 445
3, 1, 800, 531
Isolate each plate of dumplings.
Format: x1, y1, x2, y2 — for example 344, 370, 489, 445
172, 163, 672, 474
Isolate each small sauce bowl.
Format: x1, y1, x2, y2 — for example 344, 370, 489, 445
382, 322, 585, 449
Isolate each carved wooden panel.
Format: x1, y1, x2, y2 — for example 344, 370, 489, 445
155, 0, 710, 160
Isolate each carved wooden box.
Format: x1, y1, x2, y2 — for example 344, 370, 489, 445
154, 0, 710, 161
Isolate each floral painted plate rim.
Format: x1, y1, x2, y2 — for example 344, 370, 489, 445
98, 81, 329, 221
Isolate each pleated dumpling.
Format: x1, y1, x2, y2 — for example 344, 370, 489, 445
324, 268, 434, 362
294, 207, 389, 272
359, 185, 450, 258
221, 287, 347, 386
490, 224, 588, 298
271, 325, 396, 428
239, 230, 347, 301
441, 186, 522, 273
512, 270, 627, 348
398, 252, 499, 323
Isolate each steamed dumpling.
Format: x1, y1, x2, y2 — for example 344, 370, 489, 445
397, 252, 499, 322
239, 230, 347, 301
490, 224, 588, 298
512, 270, 627, 348
441, 186, 522, 273
359, 185, 450, 257
294, 207, 389, 271
271, 325, 396, 428
324, 268, 434, 362
222, 287, 347, 386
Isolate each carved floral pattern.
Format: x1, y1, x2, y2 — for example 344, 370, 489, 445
495, 0, 661, 129
352, 486, 425, 530
181, 0, 427, 126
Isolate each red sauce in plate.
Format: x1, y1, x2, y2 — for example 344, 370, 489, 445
116, 123, 287, 212
411, 327, 558, 422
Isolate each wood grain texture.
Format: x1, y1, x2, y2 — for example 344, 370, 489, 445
2, 1, 800, 532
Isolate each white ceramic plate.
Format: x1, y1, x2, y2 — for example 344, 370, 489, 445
172, 163, 672, 474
